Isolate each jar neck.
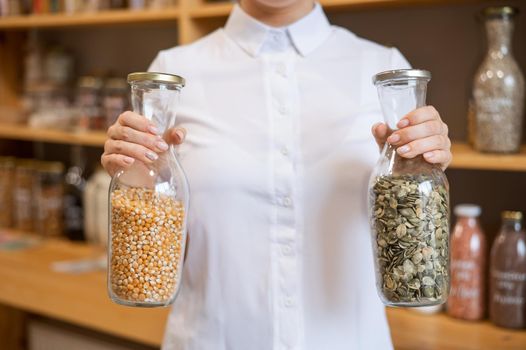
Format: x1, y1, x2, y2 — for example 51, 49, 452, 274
485, 17, 514, 56
501, 218, 523, 233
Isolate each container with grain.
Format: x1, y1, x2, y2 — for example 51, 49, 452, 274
108, 72, 189, 307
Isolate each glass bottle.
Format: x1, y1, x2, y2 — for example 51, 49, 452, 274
14, 159, 36, 232
470, 6, 525, 153
490, 211, 526, 329
108, 72, 189, 307
0, 157, 15, 228
35, 161, 65, 237
447, 204, 486, 321
64, 146, 86, 241
369, 69, 450, 307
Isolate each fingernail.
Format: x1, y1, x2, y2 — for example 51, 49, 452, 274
424, 151, 435, 159
175, 130, 185, 141
148, 125, 160, 135
123, 156, 134, 165
372, 122, 382, 131
397, 145, 410, 154
388, 134, 400, 143
145, 151, 158, 161
156, 140, 169, 151
397, 119, 409, 128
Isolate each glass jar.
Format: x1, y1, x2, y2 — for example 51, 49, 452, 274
369, 69, 450, 307
76, 76, 104, 131
490, 211, 526, 329
35, 161, 65, 237
108, 72, 189, 307
0, 157, 15, 228
447, 204, 486, 321
470, 6, 525, 153
102, 77, 129, 129
14, 159, 36, 232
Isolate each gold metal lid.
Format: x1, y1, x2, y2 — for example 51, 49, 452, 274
16, 158, 35, 170
483, 6, 518, 19
372, 69, 431, 85
38, 161, 65, 174
127, 72, 185, 87
0, 156, 16, 167
502, 211, 523, 221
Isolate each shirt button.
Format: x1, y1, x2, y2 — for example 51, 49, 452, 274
283, 196, 292, 207
276, 64, 288, 78
282, 245, 293, 256
280, 147, 289, 156
278, 105, 289, 115
285, 297, 295, 308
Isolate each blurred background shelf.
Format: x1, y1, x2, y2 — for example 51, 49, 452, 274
450, 143, 526, 172
0, 123, 106, 147
1, 124, 526, 171
0, 8, 180, 29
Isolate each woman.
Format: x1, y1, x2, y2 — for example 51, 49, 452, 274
102, 0, 452, 349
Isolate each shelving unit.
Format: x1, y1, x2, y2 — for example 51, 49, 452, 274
0, 123, 106, 147
0, 8, 180, 29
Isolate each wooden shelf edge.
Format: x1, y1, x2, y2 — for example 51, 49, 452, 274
0, 124, 106, 147
450, 143, 526, 172
0, 8, 180, 29
188, 0, 494, 19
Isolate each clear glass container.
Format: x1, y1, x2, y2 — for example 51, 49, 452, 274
447, 204, 486, 321
14, 159, 36, 232
0, 157, 16, 228
369, 69, 450, 307
469, 6, 525, 153
108, 72, 189, 307
35, 161, 65, 237
490, 211, 526, 329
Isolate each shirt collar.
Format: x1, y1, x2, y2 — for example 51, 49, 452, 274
224, 3, 332, 57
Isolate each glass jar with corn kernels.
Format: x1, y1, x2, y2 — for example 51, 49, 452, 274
108, 72, 189, 307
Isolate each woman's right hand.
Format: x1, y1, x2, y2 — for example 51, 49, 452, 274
101, 111, 186, 176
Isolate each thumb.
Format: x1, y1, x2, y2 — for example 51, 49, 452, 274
165, 127, 186, 145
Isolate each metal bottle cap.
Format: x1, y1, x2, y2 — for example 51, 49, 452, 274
483, 6, 519, 19
502, 211, 523, 221
127, 72, 185, 87
372, 69, 431, 85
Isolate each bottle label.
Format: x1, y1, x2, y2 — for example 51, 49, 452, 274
450, 259, 483, 300
492, 269, 526, 306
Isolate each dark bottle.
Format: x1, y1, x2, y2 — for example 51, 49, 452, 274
448, 204, 486, 321
489, 211, 526, 329
64, 146, 86, 241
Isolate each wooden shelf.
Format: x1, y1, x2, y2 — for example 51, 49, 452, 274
0, 124, 106, 147
450, 143, 526, 172
0, 235, 525, 349
0, 8, 179, 29
189, 0, 493, 19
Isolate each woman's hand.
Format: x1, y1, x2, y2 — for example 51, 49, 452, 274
371, 106, 452, 170
101, 111, 186, 176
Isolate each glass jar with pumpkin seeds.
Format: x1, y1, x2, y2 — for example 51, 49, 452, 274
108, 72, 189, 307
369, 69, 450, 307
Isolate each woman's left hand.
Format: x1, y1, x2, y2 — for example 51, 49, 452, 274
371, 106, 452, 170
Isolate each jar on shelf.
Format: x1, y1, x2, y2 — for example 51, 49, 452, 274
447, 204, 486, 321
0, 157, 16, 228
490, 211, 526, 329
13, 159, 37, 232
85, 166, 111, 247
35, 161, 65, 237
108, 72, 189, 307
469, 6, 525, 153
369, 69, 450, 307
76, 76, 104, 131
102, 77, 129, 129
